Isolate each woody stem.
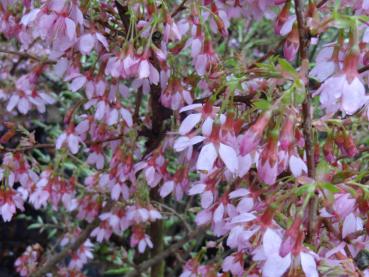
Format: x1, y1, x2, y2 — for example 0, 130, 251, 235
294, 0, 318, 244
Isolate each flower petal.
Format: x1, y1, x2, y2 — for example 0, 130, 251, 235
196, 143, 217, 172
219, 143, 239, 173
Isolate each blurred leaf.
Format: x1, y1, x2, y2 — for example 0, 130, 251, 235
252, 99, 271, 111
319, 182, 340, 193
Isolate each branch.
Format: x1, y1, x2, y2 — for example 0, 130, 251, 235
358, 64, 369, 74
114, 0, 130, 32
247, 39, 285, 69
294, 0, 318, 244
195, 95, 253, 106
30, 219, 100, 277
152, 200, 193, 233
126, 226, 207, 277
171, 0, 189, 18
0, 134, 125, 153
317, 0, 329, 8
133, 88, 143, 124
0, 49, 55, 64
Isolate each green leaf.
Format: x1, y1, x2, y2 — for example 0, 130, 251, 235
104, 267, 133, 275
295, 184, 310, 196
252, 99, 271, 111
279, 58, 297, 77
332, 171, 355, 184
28, 223, 41, 230
319, 182, 340, 193
48, 228, 57, 238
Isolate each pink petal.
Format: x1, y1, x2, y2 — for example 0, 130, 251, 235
76, 120, 90, 134
213, 203, 224, 223
195, 209, 212, 225
263, 253, 291, 277
191, 38, 202, 57
95, 101, 106, 120
138, 239, 147, 253
229, 188, 249, 199
280, 16, 296, 36
67, 134, 80, 154
79, 33, 95, 54
201, 191, 213, 209
160, 181, 174, 198
179, 113, 202, 135
219, 143, 239, 173
69, 76, 86, 92
236, 198, 254, 213
149, 64, 159, 85
188, 183, 206, 195
196, 143, 217, 172
263, 228, 282, 255
289, 155, 307, 177
64, 18, 76, 40
53, 58, 69, 78
111, 184, 121, 200
120, 108, 133, 127
230, 213, 256, 224
341, 77, 365, 115
195, 54, 207, 76
238, 155, 252, 177
107, 109, 118, 125
96, 32, 109, 50
138, 60, 150, 79
56, 133, 67, 149
18, 98, 30, 114
300, 252, 319, 277
173, 136, 191, 152
179, 103, 202, 113
6, 95, 19, 112
342, 213, 363, 239
201, 117, 213, 136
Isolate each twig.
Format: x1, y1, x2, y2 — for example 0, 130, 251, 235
247, 39, 285, 69
126, 226, 207, 277
294, 0, 318, 244
30, 219, 100, 277
152, 200, 193, 233
171, 0, 189, 17
0, 49, 55, 64
195, 95, 253, 106
317, 0, 329, 8
358, 64, 369, 74
133, 88, 143, 124
114, 0, 130, 32
0, 134, 125, 153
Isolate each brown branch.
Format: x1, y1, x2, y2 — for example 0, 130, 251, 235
317, 0, 329, 8
0, 49, 55, 64
152, 200, 193, 233
294, 0, 318, 244
0, 134, 125, 153
133, 88, 143, 124
247, 39, 285, 69
114, 0, 130, 33
171, 0, 189, 18
195, 95, 253, 106
126, 226, 207, 277
358, 64, 369, 74
30, 219, 100, 277
149, 190, 165, 277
